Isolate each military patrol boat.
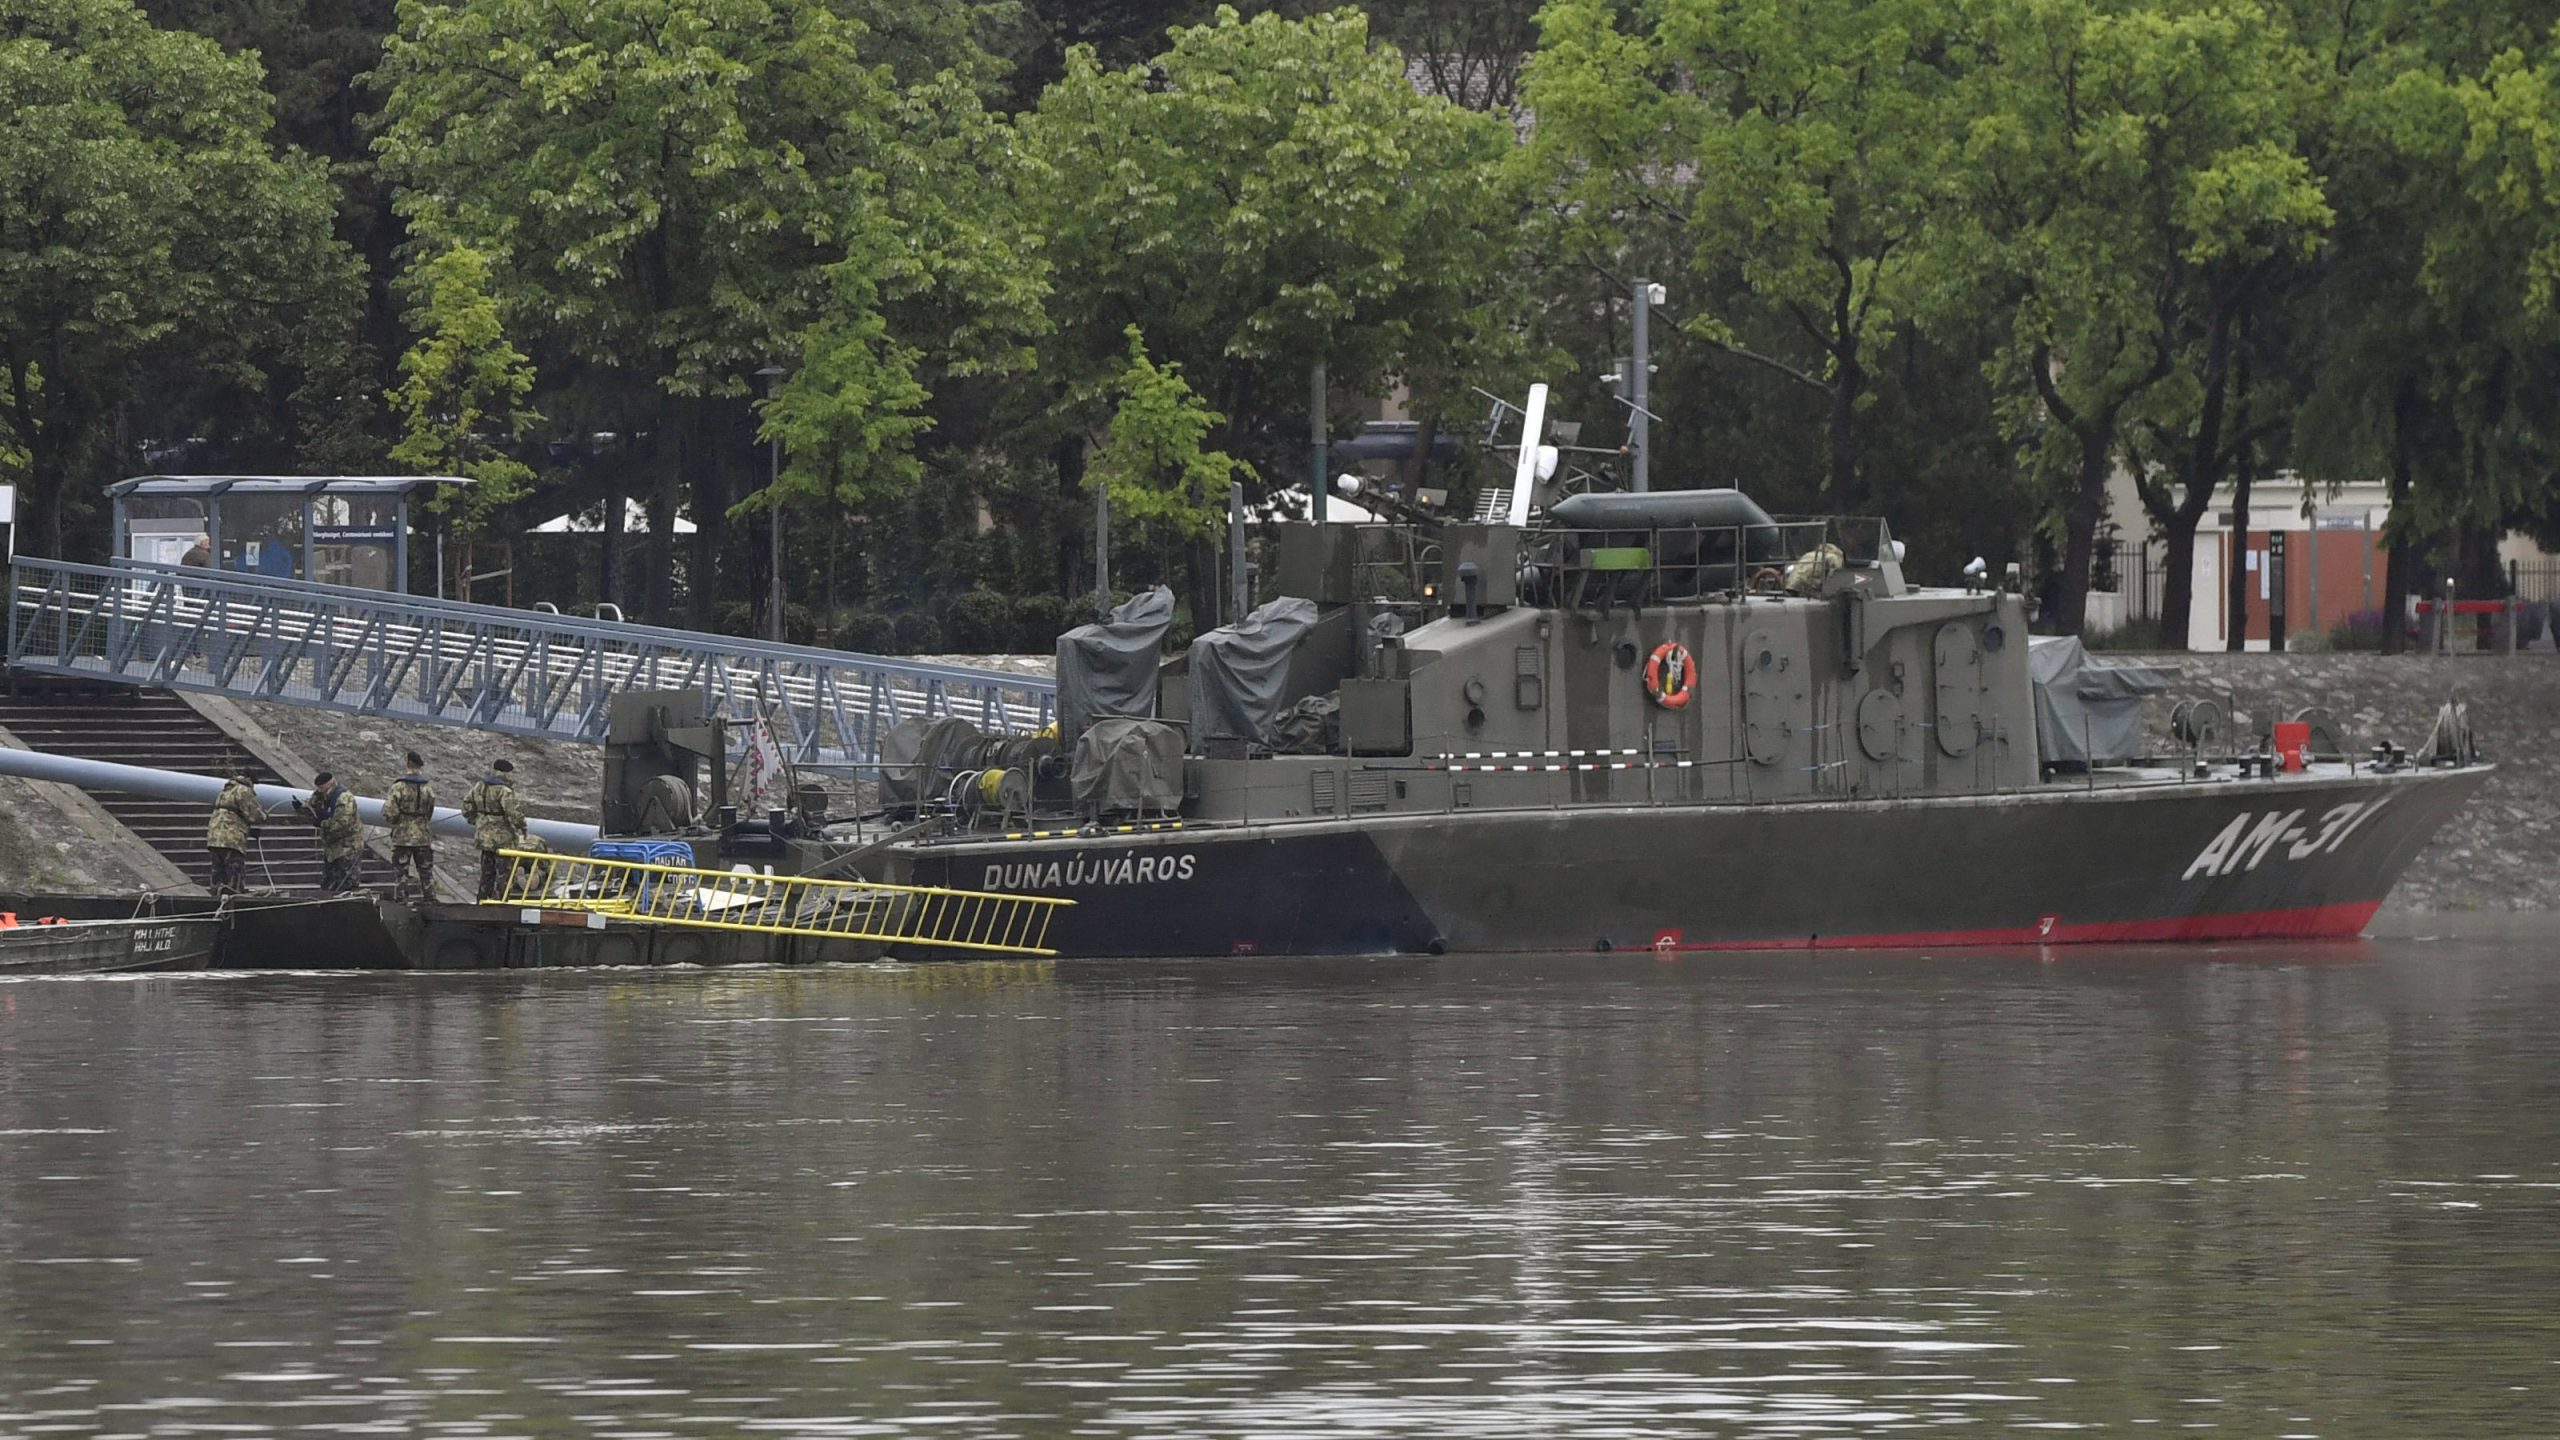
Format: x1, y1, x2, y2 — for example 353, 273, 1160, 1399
619, 386, 2489, 958
845, 391, 2483, 956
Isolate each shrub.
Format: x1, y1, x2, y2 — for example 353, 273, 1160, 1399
893, 611, 943, 655
945, 588, 1015, 653
838, 608, 895, 654
1013, 594, 1074, 652
2327, 608, 2387, 652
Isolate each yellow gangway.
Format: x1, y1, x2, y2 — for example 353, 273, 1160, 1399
483, 848, 1072, 957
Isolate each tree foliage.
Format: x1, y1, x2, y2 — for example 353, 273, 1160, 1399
1021, 6, 1510, 463
386, 246, 538, 531
0, 0, 356, 552
376, 0, 1029, 622
1529, 0, 1967, 510
1089, 327, 1249, 538
30, 0, 2560, 646
1934, 0, 2332, 634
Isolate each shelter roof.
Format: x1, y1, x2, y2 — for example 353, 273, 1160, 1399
106, 475, 473, 500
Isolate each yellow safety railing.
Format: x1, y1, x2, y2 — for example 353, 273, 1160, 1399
482, 849, 1072, 957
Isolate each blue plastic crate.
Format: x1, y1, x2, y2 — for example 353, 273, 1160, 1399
588, 840, 698, 867
587, 839, 698, 909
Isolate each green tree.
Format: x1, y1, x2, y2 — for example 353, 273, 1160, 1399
1526, 0, 1967, 509
386, 246, 539, 533
0, 0, 356, 555
376, 0, 1014, 628
1020, 6, 1510, 619
1089, 327, 1250, 539
1934, 0, 2330, 636
2281, 3, 2560, 649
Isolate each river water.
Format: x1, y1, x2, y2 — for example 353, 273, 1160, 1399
3, 922, 2557, 1437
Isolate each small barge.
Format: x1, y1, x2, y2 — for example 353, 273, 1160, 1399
0, 905, 220, 976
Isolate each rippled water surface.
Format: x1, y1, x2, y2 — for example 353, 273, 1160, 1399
5, 922, 2559, 1436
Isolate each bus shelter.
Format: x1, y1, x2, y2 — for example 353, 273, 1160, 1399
106, 475, 470, 595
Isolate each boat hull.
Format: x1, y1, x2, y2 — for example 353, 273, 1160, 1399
900, 764, 2490, 958
0, 914, 222, 975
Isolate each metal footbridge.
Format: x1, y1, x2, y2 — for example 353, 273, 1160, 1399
5, 556, 1055, 772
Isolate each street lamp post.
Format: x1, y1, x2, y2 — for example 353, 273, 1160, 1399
755, 365, 788, 644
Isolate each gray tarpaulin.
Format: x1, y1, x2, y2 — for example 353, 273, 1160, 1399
1188, 596, 1320, 743
2030, 635, 2173, 767
1057, 586, 1175, 740
878, 715, 983, 806
1070, 717, 1186, 813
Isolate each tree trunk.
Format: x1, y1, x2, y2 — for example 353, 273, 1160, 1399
2152, 301, 2242, 656
24, 428, 66, 561
2455, 521, 2506, 599
1054, 434, 1086, 600
2157, 521, 2197, 651
1828, 350, 1864, 511
601, 469, 624, 615
2381, 385, 2417, 655
824, 485, 841, 646
1407, 414, 1440, 492
2046, 430, 2112, 636
8, 359, 69, 559
688, 398, 733, 635
1188, 532, 1220, 635
642, 394, 679, 627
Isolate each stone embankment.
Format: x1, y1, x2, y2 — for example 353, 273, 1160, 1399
2136, 651, 2560, 912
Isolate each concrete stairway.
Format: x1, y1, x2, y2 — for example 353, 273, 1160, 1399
0, 683, 386, 894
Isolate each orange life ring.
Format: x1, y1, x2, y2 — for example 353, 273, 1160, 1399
1644, 642, 1694, 709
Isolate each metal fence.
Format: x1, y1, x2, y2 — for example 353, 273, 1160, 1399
2092, 541, 2166, 621
5, 557, 1055, 772
2512, 563, 2560, 606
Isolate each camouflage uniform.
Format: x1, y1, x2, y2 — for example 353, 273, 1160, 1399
203, 778, 267, 897
303, 784, 365, 894
383, 772, 438, 901
461, 773, 527, 900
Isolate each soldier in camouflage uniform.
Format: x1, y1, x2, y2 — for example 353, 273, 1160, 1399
383, 751, 438, 902
204, 768, 267, 898
295, 771, 366, 895
461, 758, 528, 900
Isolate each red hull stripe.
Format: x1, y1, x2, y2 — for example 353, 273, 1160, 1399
1652, 901, 2385, 953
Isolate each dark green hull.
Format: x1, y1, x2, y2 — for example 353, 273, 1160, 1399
901, 764, 2488, 958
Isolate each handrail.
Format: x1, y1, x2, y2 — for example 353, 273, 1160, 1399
485, 848, 1071, 956
91, 556, 1037, 687
7, 554, 1056, 770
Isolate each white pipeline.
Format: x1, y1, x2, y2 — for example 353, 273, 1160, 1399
0, 745, 600, 850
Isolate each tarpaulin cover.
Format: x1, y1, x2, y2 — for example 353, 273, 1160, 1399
878, 715, 984, 806
1265, 692, 1339, 755
1057, 586, 1175, 740
2029, 635, 2173, 767
1188, 596, 1320, 743
1070, 717, 1185, 812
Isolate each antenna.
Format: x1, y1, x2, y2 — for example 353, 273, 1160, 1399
1506, 384, 1548, 528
